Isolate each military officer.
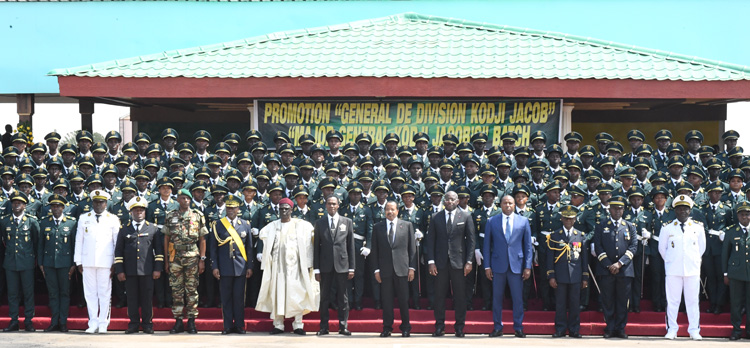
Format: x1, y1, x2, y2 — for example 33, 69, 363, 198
2, 192, 40, 332
471, 183, 501, 311
647, 185, 671, 312
593, 196, 637, 339
701, 181, 733, 314
114, 196, 163, 334
162, 189, 209, 334
534, 180, 564, 311
38, 194, 77, 332
547, 205, 588, 338
623, 186, 651, 313
339, 181, 373, 310
398, 184, 426, 309
722, 201, 750, 340
659, 195, 705, 340
147, 177, 179, 227
209, 195, 254, 335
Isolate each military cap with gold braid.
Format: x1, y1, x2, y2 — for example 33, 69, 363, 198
672, 194, 694, 208
736, 201, 750, 213
225, 195, 242, 208
560, 205, 578, 218
91, 190, 111, 201
126, 196, 148, 210
10, 191, 28, 204
48, 193, 67, 205
608, 196, 627, 206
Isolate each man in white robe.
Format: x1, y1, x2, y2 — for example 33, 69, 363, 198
256, 197, 319, 334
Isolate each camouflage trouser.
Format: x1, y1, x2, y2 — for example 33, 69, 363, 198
169, 255, 200, 319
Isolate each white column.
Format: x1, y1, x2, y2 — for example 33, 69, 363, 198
561, 103, 574, 150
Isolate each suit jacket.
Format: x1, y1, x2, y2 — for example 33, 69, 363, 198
370, 219, 417, 278
209, 217, 254, 276
425, 208, 475, 270
313, 215, 355, 273
483, 213, 533, 274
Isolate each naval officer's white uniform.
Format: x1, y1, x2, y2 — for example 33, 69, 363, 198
658, 195, 706, 340
73, 191, 120, 333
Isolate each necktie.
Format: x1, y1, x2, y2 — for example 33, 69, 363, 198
447, 211, 453, 234
330, 218, 336, 237
134, 223, 139, 232
351, 207, 355, 214
274, 206, 278, 215
680, 223, 685, 232
505, 216, 511, 240
55, 219, 59, 227
163, 202, 167, 211
388, 222, 395, 246
712, 205, 716, 213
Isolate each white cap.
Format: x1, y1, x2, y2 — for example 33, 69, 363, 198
672, 194, 694, 209
126, 196, 148, 211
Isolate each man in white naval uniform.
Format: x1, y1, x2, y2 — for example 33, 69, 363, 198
74, 190, 120, 334
658, 195, 706, 340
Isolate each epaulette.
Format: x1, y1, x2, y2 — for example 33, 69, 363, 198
145, 221, 150, 226
192, 209, 204, 216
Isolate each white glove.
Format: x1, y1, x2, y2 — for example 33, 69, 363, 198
719, 231, 725, 242
641, 229, 651, 240
590, 243, 597, 257
360, 247, 370, 257
415, 229, 424, 240
531, 236, 538, 246
251, 228, 259, 237
256, 253, 262, 262
541, 231, 552, 236
474, 249, 483, 266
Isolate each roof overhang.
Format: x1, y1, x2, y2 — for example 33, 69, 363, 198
57, 76, 750, 100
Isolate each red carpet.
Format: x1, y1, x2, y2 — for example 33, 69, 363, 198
0, 299, 743, 337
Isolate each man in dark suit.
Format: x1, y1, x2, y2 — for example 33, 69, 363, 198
483, 195, 533, 338
593, 196, 638, 339
371, 200, 417, 337
424, 190, 476, 337
209, 195, 254, 335
313, 195, 355, 336
547, 206, 589, 338
114, 196, 163, 334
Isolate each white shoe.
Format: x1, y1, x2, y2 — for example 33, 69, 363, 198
690, 333, 702, 341
98, 326, 108, 334
85, 327, 99, 334
664, 331, 677, 340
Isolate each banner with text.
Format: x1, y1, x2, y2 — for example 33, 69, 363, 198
257, 100, 562, 148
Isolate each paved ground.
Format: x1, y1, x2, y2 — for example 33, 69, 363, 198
1, 332, 741, 348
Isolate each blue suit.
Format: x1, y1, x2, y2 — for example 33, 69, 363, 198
483, 213, 533, 331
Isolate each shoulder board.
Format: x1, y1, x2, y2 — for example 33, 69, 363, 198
192, 209, 204, 216
127, 222, 131, 226
694, 221, 703, 226
119, 224, 123, 229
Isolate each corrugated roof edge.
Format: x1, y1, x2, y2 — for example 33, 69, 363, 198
48, 12, 750, 77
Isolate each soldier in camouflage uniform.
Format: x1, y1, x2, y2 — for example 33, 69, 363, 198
162, 188, 208, 334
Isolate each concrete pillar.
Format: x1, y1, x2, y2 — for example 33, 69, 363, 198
80, 100, 94, 132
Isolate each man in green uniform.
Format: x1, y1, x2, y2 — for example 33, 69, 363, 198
38, 194, 77, 332
162, 189, 208, 334
722, 201, 750, 340
2, 192, 40, 332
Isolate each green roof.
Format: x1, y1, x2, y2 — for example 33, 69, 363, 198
49, 12, 750, 81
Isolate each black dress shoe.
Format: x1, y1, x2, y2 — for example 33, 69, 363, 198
466, 304, 474, 311
380, 330, 391, 337
616, 331, 628, 339
339, 328, 351, 336
706, 305, 715, 313
569, 332, 582, 338
355, 304, 363, 311
143, 328, 154, 334
3, 322, 19, 332
481, 306, 490, 311
156, 302, 165, 309
293, 328, 306, 335
455, 330, 465, 337
729, 332, 741, 340
713, 307, 722, 315
552, 331, 565, 338
489, 329, 503, 337
374, 302, 382, 310
24, 324, 35, 332
59, 324, 68, 333
77, 302, 86, 308
579, 305, 587, 312
633, 307, 640, 313
115, 300, 126, 308
234, 327, 246, 334
414, 304, 421, 310
269, 328, 284, 335
603, 331, 612, 338
44, 324, 60, 332
221, 329, 232, 335
514, 330, 526, 338
426, 305, 433, 310
316, 329, 329, 336
432, 329, 445, 337
401, 331, 410, 337
125, 327, 139, 334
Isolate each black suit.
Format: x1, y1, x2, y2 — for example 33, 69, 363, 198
371, 218, 416, 332
424, 208, 476, 331
593, 219, 638, 334
313, 214, 355, 330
